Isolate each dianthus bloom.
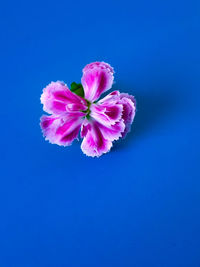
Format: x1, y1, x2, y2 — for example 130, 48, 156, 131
40, 62, 136, 157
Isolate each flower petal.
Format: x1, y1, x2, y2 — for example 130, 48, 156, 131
90, 102, 123, 126
120, 93, 137, 109
40, 111, 85, 146
41, 81, 87, 115
81, 62, 114, 102
97, 120, 125, 142
80, 120, 112, 157
98, 90, 120, 104
119, 93, 136, 137
97, 90, 136, 138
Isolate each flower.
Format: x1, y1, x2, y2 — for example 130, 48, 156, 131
40, 62, 136, 157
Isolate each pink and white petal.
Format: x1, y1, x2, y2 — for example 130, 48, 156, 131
97, 120, 125, 142
40, 81, 87, 115
81, 62, 114, 102
83, 61, 114, 74
98, 90, 120, 104
90, 102, 123, 126
80, 120, 112, 157
40, 112, 85, 146
80, 119, 92, 138
119, 94, 136, 137
120, 93, 137, 108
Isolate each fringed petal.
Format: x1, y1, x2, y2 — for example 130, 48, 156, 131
119, 93, 136, 137
40, 111, 85, 146
81, 62, 114, 102
90, 102, 123, 126
41, 81, 87, 115
80, 120, 112, 157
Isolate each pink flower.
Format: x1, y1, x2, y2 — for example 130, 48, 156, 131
40, 62, 136, 157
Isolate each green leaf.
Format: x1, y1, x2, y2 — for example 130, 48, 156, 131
70, 82, 84, 97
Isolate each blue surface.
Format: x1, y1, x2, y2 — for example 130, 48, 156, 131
0, 0, 200, 266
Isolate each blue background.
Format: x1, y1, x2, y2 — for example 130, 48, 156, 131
0, 0, 200, 266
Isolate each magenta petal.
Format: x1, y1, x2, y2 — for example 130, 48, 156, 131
119, 93, 136, 137
98, 90, 120, 104
97, 120, 125, 142
95, 90, 136, 139
80, 120, 112, 157
40, 112, 85, 146
90, 102, 123, 126
81, 62, 114, 102
40, 81, 87, 115
120, 93, 136, 109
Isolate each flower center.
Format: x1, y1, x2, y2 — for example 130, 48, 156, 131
85, 100, 91, 119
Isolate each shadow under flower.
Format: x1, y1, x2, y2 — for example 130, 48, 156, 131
112, 83, 178, 151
